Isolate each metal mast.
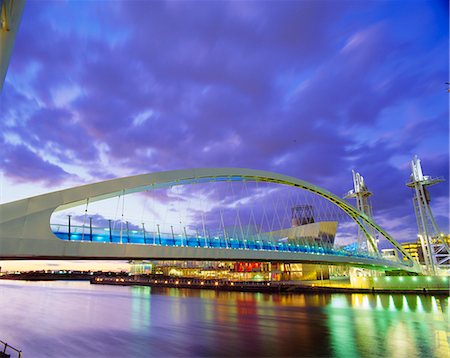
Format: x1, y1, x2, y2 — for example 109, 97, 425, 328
344, 170, 378, 254
406, 155, 448, 274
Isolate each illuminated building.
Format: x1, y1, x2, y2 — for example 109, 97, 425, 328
401, 240, 423, 264
400, 235, 450, 266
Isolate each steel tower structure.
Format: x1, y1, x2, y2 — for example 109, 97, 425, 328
344, 170, 378, 254
406, 156, 448, 273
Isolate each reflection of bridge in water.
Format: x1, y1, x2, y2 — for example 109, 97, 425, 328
0, 168, 421, 273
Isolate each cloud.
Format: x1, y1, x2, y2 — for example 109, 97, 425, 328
1, 0, 448, 244
1, 142, 71, 186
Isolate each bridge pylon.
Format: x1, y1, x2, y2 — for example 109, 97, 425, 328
344, 170, 378, 254
406, 155, 449, 274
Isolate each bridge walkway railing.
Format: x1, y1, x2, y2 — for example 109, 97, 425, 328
50, 224, 404, 268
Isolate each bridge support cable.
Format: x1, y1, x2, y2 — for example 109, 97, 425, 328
173, 184, 184, 246
170, 225, 175, 243
251, 180, 259, 246
157, 223, 161, 245
89, 216, 93, 241
119, 190, 125, 244
140, 190, 149, 244
183, 182, 196, 247
243, 179, 258, 250
142, 222, 146, 244
180, 189, 187, 247
219, 206, 228, 248
126, 221, 130, 243
148, 184, 157, 245
108, 219, 112, 242
230, 202, 239, 245
280, 187, 290, 232
112, 193, 121, 234
161, 188, 172, 245
227, 181, 238, 245
172, 188, 181, 246
230, 179, 246, 249
81, 198, 89, 242
201, 212, 207, 248
183, 226, 188, 246
256, 181, 267, 250
197, 184, 207, 247
269, 185, 282, 247
216, 182, 230, 249
68, 214, 71, 241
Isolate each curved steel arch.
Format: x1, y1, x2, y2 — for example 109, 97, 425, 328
0, 168, 419, 271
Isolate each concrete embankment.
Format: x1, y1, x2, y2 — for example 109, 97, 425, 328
92, 276, 284, 293
91, 275, 450, 295
349, 275, 449, 293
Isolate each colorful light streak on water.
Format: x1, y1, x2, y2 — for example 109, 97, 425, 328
0, 280, 448, 357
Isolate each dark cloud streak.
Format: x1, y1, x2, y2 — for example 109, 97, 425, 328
1, 0, 448, 240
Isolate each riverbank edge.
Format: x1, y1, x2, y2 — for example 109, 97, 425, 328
91, 276, 450, 296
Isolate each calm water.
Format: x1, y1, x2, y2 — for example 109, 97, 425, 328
0, 280, 448, 358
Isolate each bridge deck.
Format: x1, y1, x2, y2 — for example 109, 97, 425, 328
46, 225, 416, 273
52, 225, 370, 259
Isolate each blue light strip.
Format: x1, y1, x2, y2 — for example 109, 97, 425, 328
51, 224, 387, 262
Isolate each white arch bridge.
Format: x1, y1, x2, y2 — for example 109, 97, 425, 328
0, 168, 421, 273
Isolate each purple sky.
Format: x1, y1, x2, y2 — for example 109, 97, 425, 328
1, 0, 449, 247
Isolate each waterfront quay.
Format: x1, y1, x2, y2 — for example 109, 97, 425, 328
93, 275, 281, 293
91, 274, 450, 295
2, 268, 448, 295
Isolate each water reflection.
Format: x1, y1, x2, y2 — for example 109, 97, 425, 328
327, 293, 449, 358
0, 281, 447, 357
130, 286, 151, 331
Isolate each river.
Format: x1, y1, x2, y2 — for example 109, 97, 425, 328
0, 280, 448, 357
